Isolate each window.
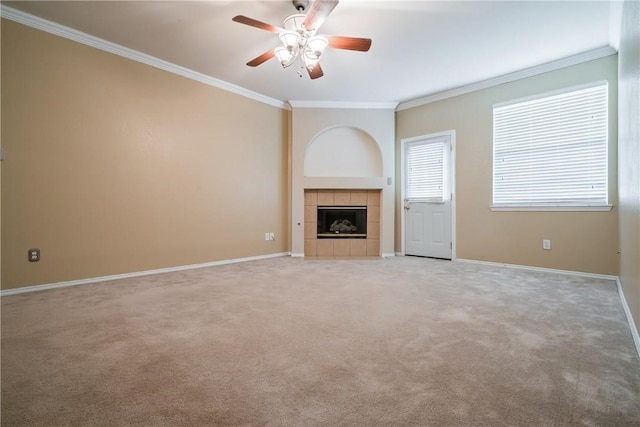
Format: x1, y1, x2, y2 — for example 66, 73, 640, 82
406, 138, 445, 202
492, 81, 610, 211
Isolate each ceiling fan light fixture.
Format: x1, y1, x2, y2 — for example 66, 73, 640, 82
302, 35, 327, 71
279, 30, 301, 49
302, 51, 321, 71
274, 45, 296, 68
306, 35, 328, 57
232, 1, 371, 79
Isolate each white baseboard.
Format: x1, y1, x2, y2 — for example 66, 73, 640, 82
616, 277, 640, 358
455, 258, 618, 281
290, 253, 305, 258
455, 258, 639, 359
381, 253, 396, 258
1, 252, 291, 296
6, 253, 638, 359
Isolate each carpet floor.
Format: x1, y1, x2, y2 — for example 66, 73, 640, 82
2, 256, 639, 426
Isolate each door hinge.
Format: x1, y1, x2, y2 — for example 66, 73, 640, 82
450, 242, 452, 249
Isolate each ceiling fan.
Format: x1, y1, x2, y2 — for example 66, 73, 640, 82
232, 0, 372, 80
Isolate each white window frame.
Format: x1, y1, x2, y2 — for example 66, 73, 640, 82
491, 81, 612, 212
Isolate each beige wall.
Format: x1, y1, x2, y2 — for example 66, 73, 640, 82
396, 56, 619, 275
1, 12, 631, 294
0, 21, 3, 289
618, 0, 640, 335
1, 20, 289, 290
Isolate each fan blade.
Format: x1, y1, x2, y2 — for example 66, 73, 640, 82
303, 0, 339, 32
232, 15, 282, 33
247, 49, 275, 67
307, 63, 324, 80
326, 35, 372, 52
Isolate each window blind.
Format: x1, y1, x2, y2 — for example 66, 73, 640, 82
493, 82, 608, 207
406, 139, 444, 202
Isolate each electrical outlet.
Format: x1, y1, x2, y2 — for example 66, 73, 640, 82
28, 248, 40, 262
269, 232, 275, 241
264, 233, 270, 241
542, 239, 551, 250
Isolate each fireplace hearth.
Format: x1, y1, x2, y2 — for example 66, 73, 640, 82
317, 206, 367, 239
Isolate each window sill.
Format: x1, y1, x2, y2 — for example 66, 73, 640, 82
491, 205, 613, 212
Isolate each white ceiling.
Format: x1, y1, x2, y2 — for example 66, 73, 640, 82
3, 0, 618, 107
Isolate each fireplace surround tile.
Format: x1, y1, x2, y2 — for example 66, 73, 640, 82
333, 239, 350, 256
304, 239, 317, 256
304, 189, 381, 257
367, 191, 380, 206
304, 205, 317, 223
367, 205, 380, 223
350, 239, 367, 256
317, 239, 334, 257
317, 191, 334, 205
366, 239, 380, 256
367, 222, 381, 239
304, 222, 316, 240
304, 191, 318, 206
334, 191, 351, 206
351, 191, 368, 205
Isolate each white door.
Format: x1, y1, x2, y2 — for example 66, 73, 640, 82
403, 133, 453, 259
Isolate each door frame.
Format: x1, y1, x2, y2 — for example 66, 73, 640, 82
400, 130, 457, 258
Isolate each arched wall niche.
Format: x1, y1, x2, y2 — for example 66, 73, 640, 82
303, 126, 383, 177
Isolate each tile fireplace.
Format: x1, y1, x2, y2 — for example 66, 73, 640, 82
304, 190, 380, 257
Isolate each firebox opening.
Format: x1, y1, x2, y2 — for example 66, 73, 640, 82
317, 206, 367, 239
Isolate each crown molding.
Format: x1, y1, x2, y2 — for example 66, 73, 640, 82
396, 45, 618, 111
1, 5, 619, 114
288, 101, 398, 109
0, 5, 288, 110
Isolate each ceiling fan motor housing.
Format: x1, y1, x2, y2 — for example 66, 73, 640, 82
292, 0, 308, 12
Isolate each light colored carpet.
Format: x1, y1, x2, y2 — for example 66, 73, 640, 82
2, 256, 639, 426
